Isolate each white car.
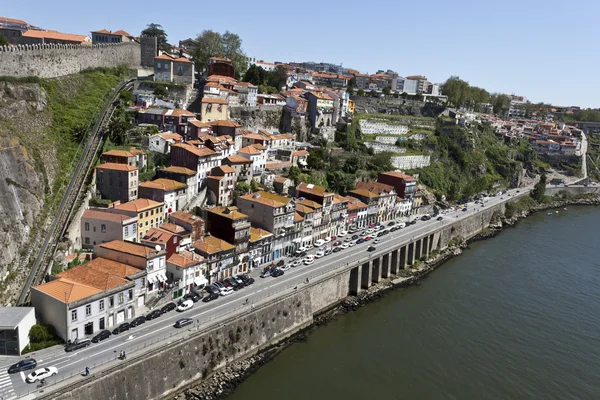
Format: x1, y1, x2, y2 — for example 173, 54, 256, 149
338, 231, 347, 237
220, 286, 234, 296
177, 300, 194, 312
348, 241, 356, 247
26, 367, 58, 383
344, 237, 353, 243
366, 228, 374, 234
280, 264, 291, 271
292, 260, 302, 267
314, 239, 325, 247
373, 238, 381, 244
304, 255, 314, 262
398, 222, 406, 229
341, 243, 350, 249
323, 237, 332, 243
304, 258, 314, 265
315, 250, 325, 258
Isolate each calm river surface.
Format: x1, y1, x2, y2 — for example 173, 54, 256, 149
228, 206, 600, 400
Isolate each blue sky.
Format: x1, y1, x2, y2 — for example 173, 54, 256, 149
4, 0, 598, 108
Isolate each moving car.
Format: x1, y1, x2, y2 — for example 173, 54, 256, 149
112, 322, 130, 334
130, 316, 146, 327
348, 241, 356, 247
271, 268, 284, 277
367, 246, 376, 252
146, 309, 163, 320
64, 338, 91, 352
8, 358, 37, 374
437, 216, 443, 221
26, 367, 58, 383
220, 286, 234, 296
177, 300, 194, 312
174, 318, 194, 328
341, 243, 349, 249
161, 302, 177, 313
373, 239, 381, 244
91, 330, 111, 343
462, 208, 468, 212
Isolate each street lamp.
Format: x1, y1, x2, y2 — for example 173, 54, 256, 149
64, 291, 69, 343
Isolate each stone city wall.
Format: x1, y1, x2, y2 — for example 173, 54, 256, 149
0, 42, 141, 78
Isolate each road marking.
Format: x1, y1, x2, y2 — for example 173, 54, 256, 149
19, 372, 25, 382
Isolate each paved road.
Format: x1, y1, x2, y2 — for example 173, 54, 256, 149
0, 188, 528, 399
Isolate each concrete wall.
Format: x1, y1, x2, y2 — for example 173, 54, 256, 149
0, 43, 141, 78
545, 186, 600, 196
140, 36, 157, 68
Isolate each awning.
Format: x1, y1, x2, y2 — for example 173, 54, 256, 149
148, 275, 156, 284
157, 273, 167, 283
194, 275, 208, 287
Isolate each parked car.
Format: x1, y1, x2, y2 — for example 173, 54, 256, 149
323, 237, 332, 243
184, 291, 202, 302
221, 280, 233, 290
271, 268, 284, 277
91, 330, 111, 343
364, 236, 372, 241
174, 317, 194, 328
146, 309, 163, 320
177, 300, 194, 312
341, 243, 350, 249
276, 260, 285, 267
366, 228, 374, 234
8, 358, 37, 374
348, 241, 356, 247
410, 220, 417, 225
225, 278, 242, 290
239, 275, 255, 285
130, 316, 146, 328
220, 286, 234, 296
280, 263, 291, 271
382, 230, 390, 235
399, 222, 406, 228
344, 237, 353, 243
112, 322, 131, 334
357, 238, 365, 244
65, 338, 91, 352
388, 221, 396, 227
421, 215, 431, 221
367, 246, 377, 252
304, 258, 314, 265
202, 286, 220, 302
315, 250, 325, 258
352, 234, 359, 240
232, 276, 245, 287
377, 232, 385, 238
161, 302, 177, 313
333, 241, 342, 247
260, 268, 272, 278
213, 281, 225, 291
338, 231, 348, 237
333, 247, 342, 253
437, 216, 443, 221
324, 249, 333, 256
26, 367, 58, 383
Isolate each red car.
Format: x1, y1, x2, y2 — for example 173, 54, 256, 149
331, 236, 337, 241
333, 241, 342, 246
365, 236, 372, 241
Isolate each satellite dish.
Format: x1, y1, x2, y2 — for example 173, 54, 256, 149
155, 245, 161, 251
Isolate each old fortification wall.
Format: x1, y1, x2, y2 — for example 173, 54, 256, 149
230, 106, 284, 133
0, 42, 141, 78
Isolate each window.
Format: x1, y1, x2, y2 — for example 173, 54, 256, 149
86, 304, 91, 316
145, 211, 149, 218
128, 289, 133, 301
85, 237, 90, 244
85, 222, 89, 231
101, 224, 106, 233
139, 223, 143, 228
99, 300, 104, 311
118, 293, 124, 304
125, 226, 129, 236
157, 62, 161, 69
109, 296, 114, 308
71, 310, 77, 321
141, 277, 146, 287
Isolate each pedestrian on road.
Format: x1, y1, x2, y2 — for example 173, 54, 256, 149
85, 367, 90, 376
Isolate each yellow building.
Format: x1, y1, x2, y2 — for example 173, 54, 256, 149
108, 199, 164, 241
201, 97, 229, 122
348, 99, 355, 114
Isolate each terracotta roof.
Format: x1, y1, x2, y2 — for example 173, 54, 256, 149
378, 171, 416, 181
22, 30, 89, 44
209, 120, 241, 128
112, 29, 132, 38
243, 133, 268, 141
96, 162, 137, 172
240, 191, 291, 208
103, 149, 134, 157
333, 194, 348, 204
171, 142, 216, 157
211, 165, 236, 175
141, 228, 177, 245
295, 203, 317, 214
82, 209, 136, 223
209, 56, 232, 63
33, 278, 101, 304
345, 196, 368, 211
292, 150, 309, 157
92, 29, 111, 34
297, 182, 332, 197
169, 211, 204, 226
274, 176, 289, 184
235, 81, 257, 88
294, 212, 304, 222
156, 132, 183, 142
161, 166, 197, 176
297, 198, 322, 209
87, 257, 143, 278
58, 265, 130, 292
348, 188, 378, 199
167, 253, 202, 268
139, 178, 187, 192
355, 181, 395, 195
188, 120, 212, 128
0, 17, 28, 25
168, 109, 195, 117
249, 227, 273, 242
225, 155, 252, 164
406, 75, 426, 80
114, 198, 163, 213
252, 143, 266, 151
159, 223, 187, 234
238, 146, 262, 155
193, 236, 235, 255
209, 206, 247, 220
202, 97, 228, 105
266, 161, 292, 169
97, 240, 162, 258
129, 147, 146, 156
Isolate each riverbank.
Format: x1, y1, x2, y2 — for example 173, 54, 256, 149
172, 195, 600, 400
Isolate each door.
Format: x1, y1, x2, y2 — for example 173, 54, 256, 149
108, 313, 114, 327
84, 322, 93, 336
127, 306, 133, 319
117, 310, 125, 324
137, 295, 145, 307
71, 328, 78, 341
99, 318, 105, 330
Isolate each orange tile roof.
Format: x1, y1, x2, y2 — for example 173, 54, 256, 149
209, 120, 241, 128
129, 147, 146, 156
378, 171, 416, 181
103, 149, 134, 157
294, 212, 304, 222
33, 278, 101, 304
348, 188, 378, 199
141, 227, 177, 245
158, 132, 183, 141
169, 109, 196, 117
240, 191, 291, 208
58, 265, 130, 291
292, 150, 309, 156
345, 196, 368, 211
161, 166, 197, 176
167, 253, 202, 268
238, 145, 262, 155
0, 17, 28, 25
212, 165, 236, 175
202, 97, 228, 105
82, 209, 136, 223
139, 178, 187, 192
249, 226, 273, 242
22, 30, 89, 44
171, 142, 216, 158
209, 206, 248, 220
297, 182, 332, 197
114, 198, 163, 213
112, 29, 132, 37
355, 181, 395, 195
97, 240, 162, 258
169, 211, 204, 226
96, 162, 137, 172
159, 222, 187, 234
193, 235, 235, 255
188, 120, 212, 128
87, 257, 143, 278
274, 176, 289, 184
225, 155, 253, 164
252, 143, 266, 151
333, 194, 348, 204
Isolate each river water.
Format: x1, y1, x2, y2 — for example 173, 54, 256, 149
228, 206, 600, 400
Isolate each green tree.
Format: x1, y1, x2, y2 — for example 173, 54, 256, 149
307, 148, 328, 170
367, 152, 394, 172
154, 85, 168, 97
141, 23, 169, 52
287, 166, 302, 182
357, 88, 365, 97
191, 30, 247, 78
382, 87, 391, 96
250, 179, 260, 192
369, 90, 379, 98
108, 106, 132, 145
267, 65, 288, 91
242, 64, 267, 85
531, 174, 546, 202
234, 182, 251, 197
119, 90, 135, 105
326, 171, 355, 195
29, 324, 56, 343
347, 86, 354, 95
0, 33, 9, 46
343, 155, 364, 174
347, 77, 356, 88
